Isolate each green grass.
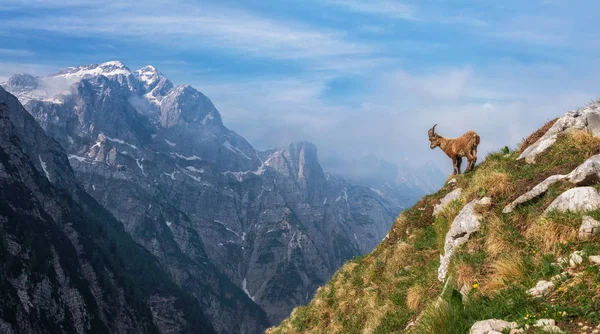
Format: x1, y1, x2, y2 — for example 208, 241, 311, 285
269, 129, 600, 334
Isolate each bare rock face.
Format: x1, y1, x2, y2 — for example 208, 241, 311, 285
544, 187, 600, 214
0, 94, 214, 333
518, 103, 600, 163
579, 216, 600, 240
438, 197, 491, 281
433, 188, 462, 216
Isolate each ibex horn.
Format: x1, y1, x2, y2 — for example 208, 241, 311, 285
431, 124, 438, 135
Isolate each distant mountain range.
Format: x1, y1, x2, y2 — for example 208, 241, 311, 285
1, 61, 437, 332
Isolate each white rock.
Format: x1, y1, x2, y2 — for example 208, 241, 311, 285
518, 104, 600, 164
558, 251, 584, 267
433, 188, 462, 216
579, 216, 600, 240
438, 197, 491, 281
448, 178, 457, 186
533, 318, 563, 333
568, 154, 600, 185
589, 255, 600, 265
527, 280, 555, 297
470, 319, 520, 334
534, 319, 555, 327
503, 174, 568, 213
544, 187, 600, 214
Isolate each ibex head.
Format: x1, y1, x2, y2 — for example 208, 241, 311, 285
428, 124, 441, 149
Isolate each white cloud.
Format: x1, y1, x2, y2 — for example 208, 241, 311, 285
327, 0, 416, 20
0, 1, 376, 65
0, 48, 35, 57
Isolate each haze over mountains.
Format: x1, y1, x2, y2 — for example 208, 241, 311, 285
0, 60, 437, 332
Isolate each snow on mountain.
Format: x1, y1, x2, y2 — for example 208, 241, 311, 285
52, 60, 132, 79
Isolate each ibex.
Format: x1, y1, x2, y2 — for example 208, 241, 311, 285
428, 124, 480, 175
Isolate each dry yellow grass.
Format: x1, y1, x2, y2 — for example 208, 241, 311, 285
406, 285, 426, 311
463, 169, 512, 201
482, 255, 525, 294
524, 216, 578, 253
484, 215, 512, 257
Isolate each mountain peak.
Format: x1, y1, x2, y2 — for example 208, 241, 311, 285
136, 65, 163, 86
53, 60, 132, 79
6, 73, 39, 91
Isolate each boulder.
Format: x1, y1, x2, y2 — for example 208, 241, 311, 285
503, 175, 568, 213
578, 216, 600, 240
568, 154, 600, 186
589, 255, 600, 265
544, 187, 600, 214
518, 104, 600, 163
433, 188, 462, 216
527, 280, 555, 297
438, 197, 491, 281
470, 319, 521, 334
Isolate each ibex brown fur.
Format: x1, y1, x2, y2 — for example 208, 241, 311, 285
428, 124, 480, 175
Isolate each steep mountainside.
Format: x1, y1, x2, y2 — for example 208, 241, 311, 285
2, 61, 397, 327
272, 102, 600, 333
0, 90, 214, 333
322, 155, 445, 211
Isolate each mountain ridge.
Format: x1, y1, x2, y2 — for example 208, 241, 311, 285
1, 60, 417, 329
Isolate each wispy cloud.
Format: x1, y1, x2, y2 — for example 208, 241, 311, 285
0, 48, 35, 57
0, 1, 376, 66
327, 0, 416, 20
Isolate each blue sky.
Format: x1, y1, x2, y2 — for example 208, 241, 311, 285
1, 0, 600, 172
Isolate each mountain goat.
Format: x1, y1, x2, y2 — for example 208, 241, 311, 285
428, 124, 480, 175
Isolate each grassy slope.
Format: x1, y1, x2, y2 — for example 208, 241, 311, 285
269, 123, 600, 334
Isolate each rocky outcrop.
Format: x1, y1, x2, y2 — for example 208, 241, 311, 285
544, 187, 600, 214
579, 216, 600, 240
433, 188, 462, 216
518, 103, 600, 163
503, 175, 568, 213
438, 197, 491, 281
568, 154, 600, 185
504, 154, 600, 213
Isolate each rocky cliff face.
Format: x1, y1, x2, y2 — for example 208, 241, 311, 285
0, 89, 215, 333
2, 61, 397, 328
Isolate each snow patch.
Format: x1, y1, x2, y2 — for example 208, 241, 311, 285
105, 136, 138, 150
242, 278, 255, 301
68, 154, 87, 162
92, 184, 96, 191
162, 170, 179, 180
38, 155, 50, 181
213, 220, 239, 237
172, 153, 202, 161
185, 166, 204, 173
135, 158, 147, 176
164, 139, 176, 147
223, 141, 252, 160
166, 221, 172, 227
201, 112, 214, 125
67, 135, 74, 144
